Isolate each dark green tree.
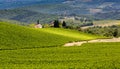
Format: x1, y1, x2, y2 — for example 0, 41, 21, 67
54, 20, 59, 28
62, 21, 67, 28
113, 28, 118, 37
37, 20, 40, 24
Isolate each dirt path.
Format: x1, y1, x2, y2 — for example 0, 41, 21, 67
64, 38, 120, 47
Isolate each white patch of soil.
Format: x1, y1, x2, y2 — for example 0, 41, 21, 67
64, 38, 120, 47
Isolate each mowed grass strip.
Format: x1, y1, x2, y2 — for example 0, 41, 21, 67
0, 22, 101, 49
1, 42, 120, 69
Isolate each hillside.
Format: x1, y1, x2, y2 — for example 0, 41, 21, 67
0, 22, 100, 50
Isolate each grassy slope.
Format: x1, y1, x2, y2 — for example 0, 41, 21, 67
0, 22, 120, 69
0, 22, 100, 50
1, 42, 120, 69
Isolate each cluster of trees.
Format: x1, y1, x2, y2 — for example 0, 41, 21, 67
53, 20, 67, 28
34, 19, 93, 30
53, 20, 94, 30
41, 20, 67, 28
53, 20, 81, 29
81, 25, 120, 37
80, 22, 93, 27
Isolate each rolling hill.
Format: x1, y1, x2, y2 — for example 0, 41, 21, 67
0, 0, 120, 10
1, 0, 120, 69
0, 0, 120, 24
0, 22, 101, 50
1, 22, 120, 69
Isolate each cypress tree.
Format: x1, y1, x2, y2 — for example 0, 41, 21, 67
37, 20, 40, 24
54, 20, 59, 28
62, 21, 67, 28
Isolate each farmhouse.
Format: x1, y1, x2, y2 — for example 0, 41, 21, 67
34, 23, 42, 28
34, 20, 42, 28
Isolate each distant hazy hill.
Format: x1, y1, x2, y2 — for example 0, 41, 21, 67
0, 0, 120, 13
94, 11, 120, 20
0, 9, 59, 23
0, 0, 65, 9
0, 0, 120, 23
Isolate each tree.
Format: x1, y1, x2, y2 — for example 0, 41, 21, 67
37, 20, 40, 24
62, 21, 67, 28
54, 20, 59, 28
113, 28, 118, 37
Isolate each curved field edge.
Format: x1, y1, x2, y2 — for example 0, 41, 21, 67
1, 42, 120, 69
0, 22, 104, 49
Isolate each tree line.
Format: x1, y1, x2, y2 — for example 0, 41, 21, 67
81, 25, 120, 37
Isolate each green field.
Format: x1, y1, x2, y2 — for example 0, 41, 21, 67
0, 22, 120, 69
1, 43, 120, 69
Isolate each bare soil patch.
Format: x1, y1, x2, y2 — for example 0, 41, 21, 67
64, 38, 120, 47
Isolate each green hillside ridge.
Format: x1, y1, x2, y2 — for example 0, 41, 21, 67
0, 22, 102, 50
